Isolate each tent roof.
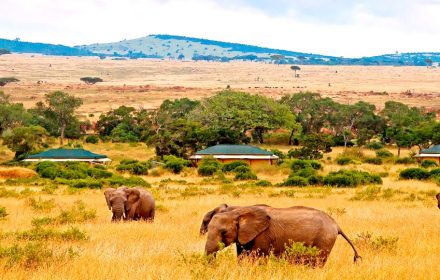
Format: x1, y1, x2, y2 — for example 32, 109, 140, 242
195, 145, 274, 155
420, 145, 440, 154
26, 148, 108, 159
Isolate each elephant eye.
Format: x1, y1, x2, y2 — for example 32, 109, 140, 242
220, 229, 227, 235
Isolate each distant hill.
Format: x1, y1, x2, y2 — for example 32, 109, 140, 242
1, 35, 440, 66
0, 38, 95, 57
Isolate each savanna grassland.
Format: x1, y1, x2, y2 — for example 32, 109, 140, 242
1, 144, 440, 280
1, 54, 440, 119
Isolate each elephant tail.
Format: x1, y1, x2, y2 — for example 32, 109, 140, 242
338, 227, 361, 263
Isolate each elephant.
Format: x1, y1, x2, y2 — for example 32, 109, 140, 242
199, 203, 269, 235
436, 193, 440, 209
204, 205, 360, 266
104, 187, 155, 222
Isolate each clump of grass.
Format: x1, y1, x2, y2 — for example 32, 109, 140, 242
27, 197, 56, 212
0, 187, 21, 198
327, 207, 346, 217
354, 232, 399, 253
15, 226, 88, 241
0, 242, 79, 268
0, 205, 8, 219
351, 186, 397, 201
0, 167, 37, 179
31, 200, 96, 226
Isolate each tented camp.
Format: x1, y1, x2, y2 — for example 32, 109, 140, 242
23, 148, 111, 164
190, 144, 279, 166
415, 145, 440, 164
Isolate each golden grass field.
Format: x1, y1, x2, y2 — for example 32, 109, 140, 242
1, 54, 440, 119
1, 144, 440, 280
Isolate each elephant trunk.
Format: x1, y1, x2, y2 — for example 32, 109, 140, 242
205, 234, 222, 255
111, 203, 125, 222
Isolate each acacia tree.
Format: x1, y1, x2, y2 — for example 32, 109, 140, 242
80, 77, 103, 85
290, 65, 301, 77
32, 91, 83, 145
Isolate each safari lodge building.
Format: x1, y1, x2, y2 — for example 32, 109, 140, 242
190, 144, 279, 166
415, 145, 440, 164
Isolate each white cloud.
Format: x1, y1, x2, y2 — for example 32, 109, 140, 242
1, 0, 440, 57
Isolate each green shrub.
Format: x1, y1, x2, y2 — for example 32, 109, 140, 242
307, 175, 324, 185
429, 168, 440, 178
366, 141, 384, 150
65, 178, 103, 189
420, 160, 439, 168
198, 157, 222, 176
376, 149, 394, 158
222, 161, 249, 172
85, 135, 99, 144
27, 197, 56, 212
323, 170, 382, 187
270, 149, 286, 160
289, 159, 321, 172
235, 171, 257, 180
116, 160, 150, 175
293, 167, 317, 178
364, 157, 383, 165
399, 168, 431, 180
163, 155, 190, 174
282, 176, 309, 187
256, 180, 272, 186
35, 161, 60, 179
233, 165, 252, 174
107, 176, 149, 187
336, 157, 353, 165
395, 157, 416, 164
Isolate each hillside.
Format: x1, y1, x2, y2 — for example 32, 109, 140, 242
1, 35, 440, 66
0, 38, 94, 57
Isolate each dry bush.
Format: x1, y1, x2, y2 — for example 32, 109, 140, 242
0, 167, 37, 179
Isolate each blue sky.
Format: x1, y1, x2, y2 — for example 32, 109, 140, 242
1, 0, 440, 57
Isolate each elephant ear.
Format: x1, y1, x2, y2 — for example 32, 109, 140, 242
103, 188, 116, 210
237, 207, 270, 245
124, 188, 141, 211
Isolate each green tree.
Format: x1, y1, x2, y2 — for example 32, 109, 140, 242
2, 126, 49, 159
280, 92, 337, 144
191, 91, 296, 144
380, 101, 434, 157
30, 91, 83, 145
0, 91, 31, 135
0, 77, 19, 87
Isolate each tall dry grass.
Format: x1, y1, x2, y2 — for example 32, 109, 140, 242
0, 144, 439, 279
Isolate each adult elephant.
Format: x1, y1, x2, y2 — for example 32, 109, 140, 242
104, 187, 155, 222
204, 206, 360, 266
436, 193, 440, 209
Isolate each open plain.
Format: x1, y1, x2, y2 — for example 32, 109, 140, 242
1, 54, 440, 117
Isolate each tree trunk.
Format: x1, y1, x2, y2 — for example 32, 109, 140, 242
288, 129, 295, 145
397, 146, 401, 158
60, 123, 66, 146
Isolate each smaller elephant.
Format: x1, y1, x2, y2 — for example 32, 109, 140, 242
104, 187, 155, 222
436, 193, 440, 209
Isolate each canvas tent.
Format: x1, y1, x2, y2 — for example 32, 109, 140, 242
190, 144, 278, 166
23, 148, 111, 163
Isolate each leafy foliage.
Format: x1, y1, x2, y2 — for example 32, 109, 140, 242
80, 77, 103, 84
163, 155, 190, 174
323, 170, 382, 187
399, 168, 431, 180
2, 125, 49, 159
